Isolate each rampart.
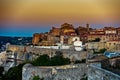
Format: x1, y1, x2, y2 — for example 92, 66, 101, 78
22, 63, 87, 80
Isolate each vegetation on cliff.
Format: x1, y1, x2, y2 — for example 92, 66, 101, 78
0, 53, 70, 80
93, 48, 107, 54
31, 54, 71, 66
0, 66, 4, 79
1, 63, 25, 80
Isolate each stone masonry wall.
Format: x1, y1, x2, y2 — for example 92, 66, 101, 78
22, 64, 87, 80
7, 45, 88, 61
53, 64, 87, 80
88, 63, 120, 80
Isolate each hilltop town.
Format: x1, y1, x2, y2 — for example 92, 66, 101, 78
32, 23, 120, 51
0, 23, 120, 80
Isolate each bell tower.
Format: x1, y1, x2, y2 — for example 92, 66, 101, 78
86, 23, 89, 32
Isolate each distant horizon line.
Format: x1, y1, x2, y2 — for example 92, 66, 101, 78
0, 35, 32, 37
0, 23, 120, 37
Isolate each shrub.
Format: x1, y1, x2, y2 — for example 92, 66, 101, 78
1, 63, 26, 80
0, 66, 4, 77
93, 48, 107, 54
32, 75, 40, 80
99, 48, 107, 53
81, 77, 87, 80
31, 54, 70, 66
74, 59, 86, 64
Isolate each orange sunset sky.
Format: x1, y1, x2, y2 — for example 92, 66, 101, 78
0, 0, 120, 36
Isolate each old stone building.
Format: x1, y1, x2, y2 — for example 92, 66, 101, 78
61, 23, 76, 36
76, 24, 90, 35
58, 23, 77, 44
32, 23, 120, 46
32, 33, 40, 45
87, 27, 119, 42
46, 35, 60, 46
86, 41, 120, 51
86, 42, 106, 50
104, 27, 116, 34
32, 33, 46, 45
68, 36, 80, 45
49, 27, 61, 36
87, 29, 105, 42
32, 23, 77, 45
116, 27, 120, 36
76, 24, 91, 44
104, 27, 118, 41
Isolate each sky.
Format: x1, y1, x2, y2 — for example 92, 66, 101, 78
0, 0, 120, 37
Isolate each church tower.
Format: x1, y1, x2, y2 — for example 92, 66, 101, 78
86, 23, 90, 32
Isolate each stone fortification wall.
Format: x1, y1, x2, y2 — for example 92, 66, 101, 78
7, 45, 88, 61
53, 64, 87, 80
22, 64, 87, 80
22, 64, 52, 80
88, 63, 120, 80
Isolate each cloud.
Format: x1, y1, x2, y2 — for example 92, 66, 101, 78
0, 0, 120, 25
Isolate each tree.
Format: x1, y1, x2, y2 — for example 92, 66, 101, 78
55, 51, 63, 56
74, 59, 86, 64
81, 77, 87, 80
99, 48, 107, 53
50, 55, 70, 66
93, 48, 107, 54
31, 54, 71, 66
2, 63, 26, 80
32, 75, 44, 80
0, 66, 4, 78
32, 75, 40, 80
31, 54, 50, 66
